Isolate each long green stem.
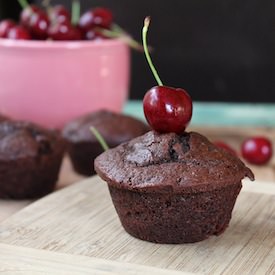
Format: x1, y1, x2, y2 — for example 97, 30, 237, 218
142, 17, 163, 86
111, 23, 127, 35
98, 27, 144, 52
17, 0, 29, 9
71, 0, 81, 25
90, 127, 109, 151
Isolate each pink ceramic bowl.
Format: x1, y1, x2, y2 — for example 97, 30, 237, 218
0, 38, 130, 128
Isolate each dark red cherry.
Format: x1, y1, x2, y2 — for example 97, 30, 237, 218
0, 19, 16, 38
241, 136, 272, 165
20, 5, 41, 28
28, 10, 50, 40
48, 22, 81, 41
143, 86, 192, 134
214, 141, 237, 155
78, 7, 113, 32
7, 26, 31, 40
49, 5, 71, 24
141, 18, 193, 134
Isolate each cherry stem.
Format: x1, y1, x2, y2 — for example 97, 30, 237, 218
90, 127, 109, 151
97, 27, 145, 52
71, 0, 81, 26
17, 0, 29, 9
111, 23, 127, 35
142, 17, 163, 86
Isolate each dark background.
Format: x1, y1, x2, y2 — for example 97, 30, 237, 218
1, 0, 274, 102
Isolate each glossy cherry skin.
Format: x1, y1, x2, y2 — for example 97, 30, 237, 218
28, 10, 50, 40
7, 26, 31, 40
20, 5, 41, 28
48, 22, 82, 40
49, 5, 70, 24
241, 136, 272, 165
0, 19, 16, 38
214, 141, 237, 155
143, 86, 192, 134
78, 7, 113, 32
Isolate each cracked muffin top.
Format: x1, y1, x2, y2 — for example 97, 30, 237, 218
0, 120, 64, 161
95, 131, 254, 193
62, 110, 149, 146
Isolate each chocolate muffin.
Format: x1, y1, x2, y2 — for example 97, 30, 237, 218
62, 110, 149, 176
0, 114, 9, 122
95, 131, 254, 244
0, 121, 65, 199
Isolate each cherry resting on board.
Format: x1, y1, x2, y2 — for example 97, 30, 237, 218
241, 136, 272, 165
142, 17, 192, 134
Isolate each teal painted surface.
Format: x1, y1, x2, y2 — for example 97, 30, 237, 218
123, 101, 275, 126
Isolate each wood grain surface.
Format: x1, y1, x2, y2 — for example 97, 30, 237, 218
0, 243, 188, 275
0, 176, 274, 274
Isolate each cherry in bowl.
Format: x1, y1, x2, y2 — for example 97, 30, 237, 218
0, 20, 16, 38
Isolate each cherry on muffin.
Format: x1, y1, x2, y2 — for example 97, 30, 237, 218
142, 17, 193, 134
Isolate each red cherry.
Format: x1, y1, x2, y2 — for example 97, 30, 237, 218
141, 18, 192, 134
0, 20, 16, 38
7, 26, 31, 40
28, 11, 50, 40
48, 22, 81, 41
143, 86, 192, 134
78, 7, 113, 32
20, 5, 41, 28
49, 5, 71, 24
214, 141, 237, 155
241, 136, 273, 165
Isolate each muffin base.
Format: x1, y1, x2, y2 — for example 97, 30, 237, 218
0, 154, 64, 199
108, 182, 242, 243
67, 142, 103, 176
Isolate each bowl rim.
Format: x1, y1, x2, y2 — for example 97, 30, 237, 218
0, 37, 127, 49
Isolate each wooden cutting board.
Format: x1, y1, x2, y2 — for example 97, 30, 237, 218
0, 176, 274, 274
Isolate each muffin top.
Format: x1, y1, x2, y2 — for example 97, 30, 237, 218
62, 110, 149, 146
0, 114, 9, 122
0, 120, 64, 161
95, 131, 254, 193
